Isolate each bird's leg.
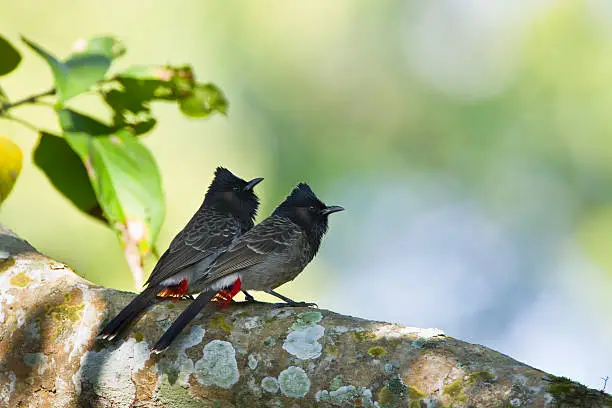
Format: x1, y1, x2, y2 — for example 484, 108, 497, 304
266, 289, 317, 308
242, 290, 257, 302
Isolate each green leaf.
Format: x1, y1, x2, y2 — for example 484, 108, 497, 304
115, 64, 194, 101
33, 132, 104, 220
72, 36, 126, 59
61, 54, 111, 100
102, 65, 190, 135
57, 108, 165, 254
103, 65, 227, 133
179, 83, 228, 118
0, 85, 8, 104
0, 36, 22, 76
90, 130, 165, 248
102, 79, 160, 135
57, 103, 113, 138
117, 65, 175, 80
22, 36, 111, 103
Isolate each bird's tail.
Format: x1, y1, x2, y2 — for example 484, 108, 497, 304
98, 285, 161, 341
151, 290, 216, 353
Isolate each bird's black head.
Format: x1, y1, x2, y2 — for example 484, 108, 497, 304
204, 167, 263, 226
273, 183, 344, 250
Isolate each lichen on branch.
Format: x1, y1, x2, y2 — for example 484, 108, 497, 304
0, 225, 610, 407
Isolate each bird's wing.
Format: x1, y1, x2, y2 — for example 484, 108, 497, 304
199, 216, 304, 284
145, 209, 243, 286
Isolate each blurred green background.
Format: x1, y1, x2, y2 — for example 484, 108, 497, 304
1, 0, 611, 389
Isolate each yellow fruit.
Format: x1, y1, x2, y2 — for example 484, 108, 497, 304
0, 136, 22, 204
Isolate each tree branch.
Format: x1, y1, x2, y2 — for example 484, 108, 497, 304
0, 88, 55, 115
0, 224, 609, 407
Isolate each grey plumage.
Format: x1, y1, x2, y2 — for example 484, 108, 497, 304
98, 167, 262, 341
147, 208, 246, 289
152, 183, 344, 353
190, 215, 312, 293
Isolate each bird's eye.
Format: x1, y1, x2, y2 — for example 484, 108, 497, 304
308, 206, 316, 212
233, 186, 240, 192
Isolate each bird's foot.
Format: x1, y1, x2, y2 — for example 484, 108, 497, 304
265, 289, 317, 308
274, 301, 318, 308
242, 298, 264, 304
241, 290, 261, 303
240, 296, 264, 304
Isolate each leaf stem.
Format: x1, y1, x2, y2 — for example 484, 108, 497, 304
0, 88, 56, 114
0, 114, 40, 133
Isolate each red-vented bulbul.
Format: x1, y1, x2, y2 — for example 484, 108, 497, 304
152, 183, 343, 352
98, 167, 263, 340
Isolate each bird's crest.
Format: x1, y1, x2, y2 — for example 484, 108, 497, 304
289, 183, 319, 201
201, 167, 261, 226
273, 183, 326, 216
209, 167, 242, 191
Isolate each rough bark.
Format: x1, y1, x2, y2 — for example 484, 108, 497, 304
0, 225, 610, 408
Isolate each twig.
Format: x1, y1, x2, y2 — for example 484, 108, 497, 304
602, 376, 609, 393
124, 243, 144, 290
0, 88, 55, 114
115, 223, 145, 290
0, 114, 40, 133
30, 99, 56, 108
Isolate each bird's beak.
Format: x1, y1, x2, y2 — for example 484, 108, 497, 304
321, 205, 345, 215
244, 177, 264, 191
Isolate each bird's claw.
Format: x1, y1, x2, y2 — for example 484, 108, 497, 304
241, 290, 257, 303
274, 301, 317, 308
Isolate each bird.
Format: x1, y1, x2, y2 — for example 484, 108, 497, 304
98, 166, 263, 340
152, 183, 344, 353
